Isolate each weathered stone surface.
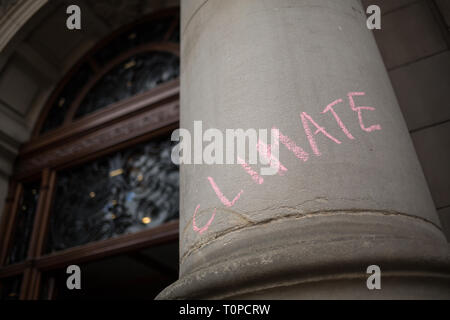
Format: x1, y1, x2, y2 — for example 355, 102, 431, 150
160, 213, 449, 299
389, 51, 450, 131
372, 1, 447, 69
412, 122, 450, 209
438, 207, 450, 242
159, 0, 450, 299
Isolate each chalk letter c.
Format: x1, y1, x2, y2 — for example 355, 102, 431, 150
193, 205, 216, 234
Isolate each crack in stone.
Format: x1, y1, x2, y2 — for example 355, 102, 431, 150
243, 197, 330, 215
180, 206, 253, 242
182, 0, 209, 37
179, 209, 443, 265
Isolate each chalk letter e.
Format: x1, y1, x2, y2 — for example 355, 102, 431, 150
366, 265, 381, 290
66, 265, 81, 290
66, 5, 81, 30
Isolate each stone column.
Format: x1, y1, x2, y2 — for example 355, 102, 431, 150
159, 0, 450, 299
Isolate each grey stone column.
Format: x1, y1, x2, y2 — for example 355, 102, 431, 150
159, 0, 450, 299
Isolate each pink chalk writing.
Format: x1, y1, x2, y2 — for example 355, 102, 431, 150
257, 139, 288, 176
193, 91, 382, 234
207, 176, 244, 207
237, 156, 264, 185
193, 205, 216, 234
322, 99, 355, 140
348, 92, 382, 132
301, 112, 341, 156
274, 127, 309, 162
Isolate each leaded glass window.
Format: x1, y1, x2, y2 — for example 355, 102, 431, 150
40, 63, 93, 135
38, 13, 179, 135
46, 136, 178, 253
1, 8, 180, 300
74, 51, 179, 119
93, 17, 176, 65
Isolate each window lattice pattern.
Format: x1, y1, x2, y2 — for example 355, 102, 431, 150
46, 136, 179, 253
40, 64, 93, 135
39, 14, 179, 135
74, 52, 179, 119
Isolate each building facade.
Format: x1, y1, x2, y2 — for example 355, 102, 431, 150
0, 0, 449, 299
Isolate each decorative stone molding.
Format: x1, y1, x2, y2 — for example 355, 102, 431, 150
0, 0, 19, 15
0, 0, 47, 53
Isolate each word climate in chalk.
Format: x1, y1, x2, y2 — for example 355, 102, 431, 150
189, 92, 383, 235
171, 123, 281, 176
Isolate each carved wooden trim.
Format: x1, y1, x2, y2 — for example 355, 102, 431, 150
23, 79, 179, 154
35, 220, 178, 271
15, 89, 179, 180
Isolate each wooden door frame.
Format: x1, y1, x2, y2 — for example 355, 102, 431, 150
0, 80, 180, 299
0, 7, 181, 299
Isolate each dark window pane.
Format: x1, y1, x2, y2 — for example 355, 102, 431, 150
1, 276, 22, 300
46, 136, 179, 253
169, 23, 180, 43
39, 273, 56, 300
93, 18, 174, 66
39, 13, 179, 135
74, 51, 179, 119
6, 182, 40, 265
39, 242, 178, 300
40, 63, 93, 134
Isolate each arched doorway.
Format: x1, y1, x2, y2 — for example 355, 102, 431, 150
0, 6, 180, 300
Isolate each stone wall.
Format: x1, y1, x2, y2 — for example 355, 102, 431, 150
362, 0, 450, 241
